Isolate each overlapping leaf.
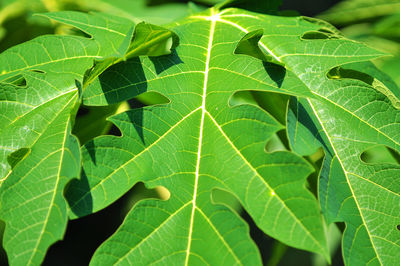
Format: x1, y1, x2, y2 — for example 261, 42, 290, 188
63, 7, 380, 264
0, 11, 176, 265
230, 7, 400, 264
0, 11, 133, 265
285, 36, 400, 266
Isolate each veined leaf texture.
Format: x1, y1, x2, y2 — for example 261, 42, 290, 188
0, 3, 399, 266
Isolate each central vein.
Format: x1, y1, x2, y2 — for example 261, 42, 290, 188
184, 10, 218, 265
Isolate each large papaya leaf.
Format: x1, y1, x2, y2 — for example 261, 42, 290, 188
63, 7, 384, 264
0, 11, 176, 265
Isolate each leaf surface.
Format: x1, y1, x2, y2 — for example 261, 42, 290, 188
65, 7, 350, 264
0, 72, 81, 265
0, 11, 175, 265
287, 54, 400, 265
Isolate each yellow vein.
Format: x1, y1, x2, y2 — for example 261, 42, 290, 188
70, 106, 202, 209
205, 110, 326, 253
184, 9, 217, 266
114, 201, 191, 265
26, 96, 76, 265
38, 15, 126, 36
196, 207, 242, 265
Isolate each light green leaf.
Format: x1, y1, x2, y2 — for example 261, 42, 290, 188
0, 10, 134, 178
0, 10, 175, 265
287, 61, 400, 264
75, 0, 191, 25
66, 7, 347, 264
379, 56, 400, 87
374, 13, 400, 39
0, 72, 81, 265
216, 0, 282, 13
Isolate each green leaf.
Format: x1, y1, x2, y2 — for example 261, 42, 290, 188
0, 10, 175, 265
67, 7, 340, 264
83, 21, 178, 92
318, 0, 400, 26
287, 61, 400, 264
0, 11, 133, 83
75, 0, 191, 25
234, 29, 283, 66
0, 72, 81, 265
0, 10, 134, 179
329, 62, 400, 109
374, 13, 400, 39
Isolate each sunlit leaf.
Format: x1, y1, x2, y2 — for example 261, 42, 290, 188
0, 10, 175, 265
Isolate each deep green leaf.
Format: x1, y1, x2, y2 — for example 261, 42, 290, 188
6, 147, 30, 169
72, 102, 129, 145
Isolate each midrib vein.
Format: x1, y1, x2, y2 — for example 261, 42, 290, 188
184, 12, 217, 266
